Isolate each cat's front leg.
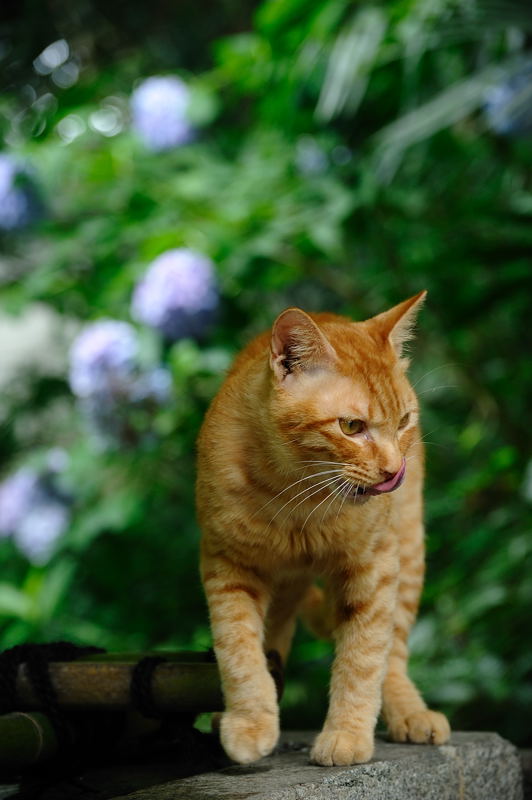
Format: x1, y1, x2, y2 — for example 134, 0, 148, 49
202, 554, 279, 764
381, 521, 450, 745
311, 543, 398, 766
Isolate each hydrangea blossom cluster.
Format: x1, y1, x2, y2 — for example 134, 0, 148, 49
68, 320, 172, 446
0, 467, 70, 564
131, 249, 219, 342
130, 76, 195, 152
0, 153, 43, 232
69, 320, 138, 398
485, 63, 532, 137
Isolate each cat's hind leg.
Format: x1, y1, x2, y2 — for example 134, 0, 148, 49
264, 574, 313, 664
381, 522, 450, 745
299, 583, 335, 641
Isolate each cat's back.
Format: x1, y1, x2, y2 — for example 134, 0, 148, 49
196, 326, 271, 509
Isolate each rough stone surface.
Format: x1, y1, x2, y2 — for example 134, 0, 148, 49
521, 750, 532, 800
113, 731, 523, 800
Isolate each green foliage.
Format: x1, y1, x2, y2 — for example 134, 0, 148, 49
1, 0, 531, 745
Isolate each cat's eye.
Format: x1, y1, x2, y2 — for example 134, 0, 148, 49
398, 413, 410, 430
339, 418, 365, 436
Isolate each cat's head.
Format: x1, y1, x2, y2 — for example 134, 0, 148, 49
268, 292, 426, 502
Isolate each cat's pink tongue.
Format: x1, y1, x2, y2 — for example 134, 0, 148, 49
367, 459, 406, 495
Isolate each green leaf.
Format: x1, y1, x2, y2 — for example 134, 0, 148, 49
316, 7, 387, 122
0, 584, 33, 620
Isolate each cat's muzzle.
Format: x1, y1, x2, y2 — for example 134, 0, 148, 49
353, 458, 406, 499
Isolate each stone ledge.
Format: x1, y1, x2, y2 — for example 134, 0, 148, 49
114, 731, 523, 800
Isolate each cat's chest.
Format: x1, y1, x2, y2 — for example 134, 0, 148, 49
256, 499, 392, 569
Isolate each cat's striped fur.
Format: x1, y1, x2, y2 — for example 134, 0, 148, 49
196, 293, 450, 766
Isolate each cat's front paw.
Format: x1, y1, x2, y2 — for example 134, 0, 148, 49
220, 709, 279, 764
388, 709, 450, 745
310, 728, 374, 766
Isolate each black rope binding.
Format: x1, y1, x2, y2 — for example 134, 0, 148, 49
129, 655, 167, 719
0, 642, 104, 752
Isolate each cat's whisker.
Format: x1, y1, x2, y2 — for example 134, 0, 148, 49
275, 476, 344, 531
408, 426, 448, 450
300, 481, 345, 534
335, 480, 355, 523
410, 363, 456, 390
416, 434, 448, 450
294, 464, 346, 473
253, 468, 346, 519
342, 469, 374, 484
300, 461, 374, 486
416, 384, 456, 396
319, 479, 351, 526
418, 426, 441, 439
265, 475, 344, 532
259, 477, 344, 529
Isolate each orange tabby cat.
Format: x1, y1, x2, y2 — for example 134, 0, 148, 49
196, 292, 450, 766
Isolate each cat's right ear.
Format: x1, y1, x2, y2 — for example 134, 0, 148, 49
270, 308, 337, 383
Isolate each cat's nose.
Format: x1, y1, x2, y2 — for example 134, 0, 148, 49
381, 470, 397, 482
368, 459, 406, 495
380, 461, 403, 482
379, 444, 402, 481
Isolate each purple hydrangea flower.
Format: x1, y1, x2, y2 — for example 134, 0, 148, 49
131, 367, 173, 404
0, 154, 43, 231
130, 76, 194, 152
485, 63, 532, 137
0, 469, 42, 537
0, 467, 69, 564
80, 367, 172, 449
15, 502, 70, 565
131, 249, 218, 341
69, 320, 138, 398
69, 320, 173, 447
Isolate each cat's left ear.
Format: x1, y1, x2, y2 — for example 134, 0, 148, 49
270, 308, 337, 383
373, 290, 427, 358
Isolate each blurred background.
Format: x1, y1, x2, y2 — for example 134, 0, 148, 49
0, 0, 531, 747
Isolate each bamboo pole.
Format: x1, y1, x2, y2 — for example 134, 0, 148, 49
0, 712, 58, 768
14, 651, 282, 712
77, 651, 214, 663
16, 658, 224, 712
0, 651, 283, 770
